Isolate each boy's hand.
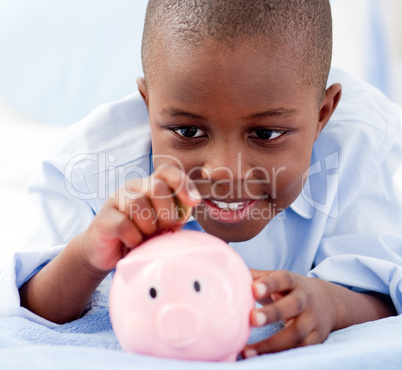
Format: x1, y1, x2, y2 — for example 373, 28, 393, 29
80, 163, 200, 273
242, 269, 337, 357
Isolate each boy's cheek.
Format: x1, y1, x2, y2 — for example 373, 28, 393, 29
267, 168, 306, 208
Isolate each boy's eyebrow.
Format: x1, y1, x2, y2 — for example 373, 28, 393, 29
162, 107, 297, 120
247, 108, 298, 119
161, 108, 205, 120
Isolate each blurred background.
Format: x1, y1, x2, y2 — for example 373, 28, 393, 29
0, 0, 401, 263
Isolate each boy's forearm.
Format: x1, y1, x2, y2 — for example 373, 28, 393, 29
326, 279, 397, 331
19, 233, 109, 324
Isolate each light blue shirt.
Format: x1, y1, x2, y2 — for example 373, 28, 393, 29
1, 67, 402, 327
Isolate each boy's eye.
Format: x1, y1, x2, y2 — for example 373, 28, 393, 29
249, 129, 285, 140
172, 126, 205, 138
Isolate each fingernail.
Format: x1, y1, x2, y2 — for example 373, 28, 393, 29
255, 311, 266, 327
244, 348, 258, 359
255, 283, 267, 297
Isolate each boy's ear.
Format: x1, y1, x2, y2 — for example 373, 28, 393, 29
316, 83, 342, 140
136, 77, 149, 108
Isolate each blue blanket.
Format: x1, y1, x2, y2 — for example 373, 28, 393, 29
1, 307, 402, 369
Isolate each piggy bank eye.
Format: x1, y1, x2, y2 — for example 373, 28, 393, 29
147, 284, 161, 301
193, 280, 201, 293
149, 287, 158, 299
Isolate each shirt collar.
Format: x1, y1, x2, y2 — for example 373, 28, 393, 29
289, 179, 315, 219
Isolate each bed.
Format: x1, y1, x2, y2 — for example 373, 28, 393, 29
0, 304, 402, 369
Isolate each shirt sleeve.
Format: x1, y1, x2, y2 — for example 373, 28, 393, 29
308, 103, 402, 313
0, 145, 96, 325
0, 93, 150, 326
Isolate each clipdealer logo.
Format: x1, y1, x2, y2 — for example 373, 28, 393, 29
63, 152, 286, 202
63, 152, 339, 220
302, 152, 339, 218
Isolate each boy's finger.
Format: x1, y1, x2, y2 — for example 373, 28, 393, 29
126, 196, 158, 236
154, 163, 201, 206
253, 270, 297, 299
302, 330, 323, 347
147, 179, 182, 230
110, 209, 144, 248
249, 268, 272, 280
111, 185, 159, 237
243, 316, 311, 356
251, 289, 307, 326
174, 195, 193, 224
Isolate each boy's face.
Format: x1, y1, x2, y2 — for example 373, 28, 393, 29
138, 38, 340, 242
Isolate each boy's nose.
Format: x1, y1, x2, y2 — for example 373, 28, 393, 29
201, 150, 251, 183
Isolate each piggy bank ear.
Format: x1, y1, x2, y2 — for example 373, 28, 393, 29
115, 255, 149, 284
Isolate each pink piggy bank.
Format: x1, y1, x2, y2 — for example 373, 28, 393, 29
109, 230, 254, 362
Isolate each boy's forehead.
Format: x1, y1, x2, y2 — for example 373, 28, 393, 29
147, 20, 319, 95
146, 37, 318, 116
149, 36, 303, 94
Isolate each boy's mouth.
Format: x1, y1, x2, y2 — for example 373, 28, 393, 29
209, 200, 250, 211
196, 197, 268, 225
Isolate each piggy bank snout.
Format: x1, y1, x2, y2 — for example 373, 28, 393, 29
156, 304, 200, 349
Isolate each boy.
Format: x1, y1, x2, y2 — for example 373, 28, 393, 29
2, 0, 402, 358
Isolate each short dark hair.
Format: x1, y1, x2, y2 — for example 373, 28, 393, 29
142, 0, 332, 96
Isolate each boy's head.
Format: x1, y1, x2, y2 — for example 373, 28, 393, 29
137, 0, 341, 242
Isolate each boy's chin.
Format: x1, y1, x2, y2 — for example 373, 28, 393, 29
196, 219, 270, 243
